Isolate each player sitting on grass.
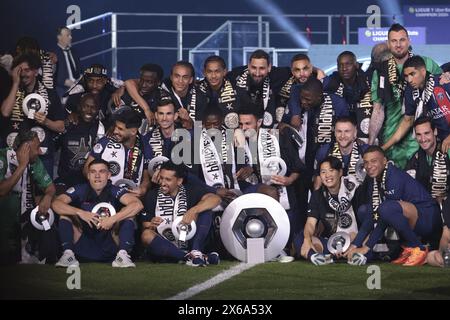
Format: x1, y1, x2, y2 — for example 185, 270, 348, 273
52, 159, 143, 268
140, 161, 221, 267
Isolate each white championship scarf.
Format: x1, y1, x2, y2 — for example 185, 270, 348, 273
199, 127, 239, 190
155, 185, 188, 246
315, 93, 334, 144
5, 149, 34, 215
330, 141, 361, 176
325, 175, 359, 235
98, 139, 144, 185
236, 69, 270, 112
148, 126, 165, 157
412, 73, 435, 121
200, 128, 224, 188
257, 129, 290, 210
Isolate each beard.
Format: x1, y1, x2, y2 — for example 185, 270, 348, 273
392, 49, 408, 60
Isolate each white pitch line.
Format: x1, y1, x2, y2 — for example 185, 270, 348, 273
167, 262, 257, 300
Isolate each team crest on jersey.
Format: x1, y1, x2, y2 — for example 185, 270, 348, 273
66, 187, 75, 194
338, 213, 353, 229
263, 111, 273, 126
108, 161, 121, 176
343, 179, 355, 191
360, 118, 370, 135
93, 143, 103, 154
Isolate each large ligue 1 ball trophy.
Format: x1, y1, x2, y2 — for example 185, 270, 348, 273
220, 193, 290, 264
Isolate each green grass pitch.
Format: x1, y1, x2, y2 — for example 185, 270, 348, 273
1, 261, 449, 300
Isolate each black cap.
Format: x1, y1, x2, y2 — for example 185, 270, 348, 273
84, 64, 108, 78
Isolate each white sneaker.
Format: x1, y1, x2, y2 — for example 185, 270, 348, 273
271, 250, 295, 263
347, 252, 367, 266
310, 253, 334, 266
55, 249, 79, 268
112, 250, 136, 268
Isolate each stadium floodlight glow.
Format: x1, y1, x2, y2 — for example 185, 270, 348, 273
248, 0, 311, 48
377, 0, 404, 25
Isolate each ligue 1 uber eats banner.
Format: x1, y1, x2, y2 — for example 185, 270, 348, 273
404, 5, 450, 45
358, 4, 450, 45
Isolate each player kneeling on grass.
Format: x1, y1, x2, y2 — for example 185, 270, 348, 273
345, 146, 442, 267
140, 161, 222, 267
52, 159, 143, 268
292, 156, 359, 265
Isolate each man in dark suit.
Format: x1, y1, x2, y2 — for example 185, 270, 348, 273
54, 27, 81, 99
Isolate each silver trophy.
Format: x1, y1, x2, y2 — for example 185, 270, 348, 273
148, 156, 170, 176
327, 232, 351, 255
22, 93, 46, 120
91, 202, 117, 226
220, 193, 290, 262
178, 224, 188, 242
172, 216, 197, 248
261, 156, 287, 185
114, 179, 138, 191
443, 248, 450, 268
30, 206, 55, 231
355, 158, 366, 183
171, 216, 197, 246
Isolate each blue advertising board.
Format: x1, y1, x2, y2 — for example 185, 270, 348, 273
404, 5, 450, 44
358, 27, 426, 45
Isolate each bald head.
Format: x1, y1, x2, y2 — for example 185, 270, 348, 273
371, 42, 390, 64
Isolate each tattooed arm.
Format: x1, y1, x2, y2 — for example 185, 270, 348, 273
368, 102, 384, 145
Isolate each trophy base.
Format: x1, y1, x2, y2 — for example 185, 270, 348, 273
246, 238, 265, 264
